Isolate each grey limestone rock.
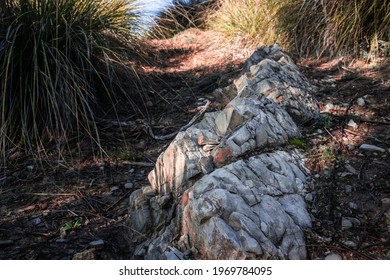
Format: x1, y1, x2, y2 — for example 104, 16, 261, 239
127, 45, 317, 260
181, 152, 310, 260
235, 45, 319, 124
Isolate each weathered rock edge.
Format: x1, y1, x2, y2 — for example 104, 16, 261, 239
128, 45, 319, 259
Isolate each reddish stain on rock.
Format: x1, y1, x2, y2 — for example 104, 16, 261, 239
213, 146, 233, 164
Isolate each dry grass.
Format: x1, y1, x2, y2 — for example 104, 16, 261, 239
207, 0, 390, 58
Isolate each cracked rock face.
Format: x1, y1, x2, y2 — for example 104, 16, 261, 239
236, 44, 319, 124
128, 45, 319, 260
181, 151, 311, 259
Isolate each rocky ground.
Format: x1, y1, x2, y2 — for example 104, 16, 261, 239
0, 30, 389, 259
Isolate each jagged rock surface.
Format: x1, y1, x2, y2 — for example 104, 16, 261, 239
181, 151, 311, 259
236, 44, 319, 123
128, 45, 319, 260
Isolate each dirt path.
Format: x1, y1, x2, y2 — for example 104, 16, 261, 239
1, 30, 389, 259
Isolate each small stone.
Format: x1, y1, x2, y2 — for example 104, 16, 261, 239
359, 144, 386, 153
347, 144, 355, 151
110, 186, 119, 192
325, 252, 342, 260
341, 217, 353, 230
338, 172, 352, 177
129, 168, 135, 173
33, 217, 42, 225
349, 217, 361, 227
124, 182, 134, 189
89, 239, 104, 248
146, 101, 153, 107
343, 240, 358, 249
344, 185, 353, 193
348, 202, 359, 210
345, 164, 358, 175
99, 166, 105, 171
305, 193, 314, 202
347, 119, 358, 129
26, 165, 34, 172
357, 98, 365, 106
140, 170, 146, 175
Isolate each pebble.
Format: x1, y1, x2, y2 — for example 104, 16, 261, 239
345, 164, 358, 175
347, 119, 358, 129
343, 240, 358, 249
33, 217, 42, 225
305, 193, 314, 203
338, 172, 352, 177
349, 217, 361, 227
344, 185, 353, 194
357, 98, 365, 106
325, 252, 342, 260
146, 101, 153, 107
124, 182, 134, 189
359, 144, 386, 153
110, 186, 119, 192
89, 239, 104, 248
26, 165, 34, 172
341, 217, 353, 230
129, 168, 135, 173
348, 202, 359, 210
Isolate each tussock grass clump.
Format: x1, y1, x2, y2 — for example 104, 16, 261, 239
149, 0, 215, 39
207, 0, 390, 58
0, 0, 144, 160
207, 0, 282, 46
277, 0, 390, 58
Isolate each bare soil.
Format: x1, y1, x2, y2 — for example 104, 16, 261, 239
1, 30, 389, 259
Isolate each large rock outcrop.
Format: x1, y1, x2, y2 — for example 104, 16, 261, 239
128, 44, 319, 260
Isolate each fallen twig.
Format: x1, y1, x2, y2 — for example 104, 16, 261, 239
22, 192, 75, 196
121, 161, 155, 167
